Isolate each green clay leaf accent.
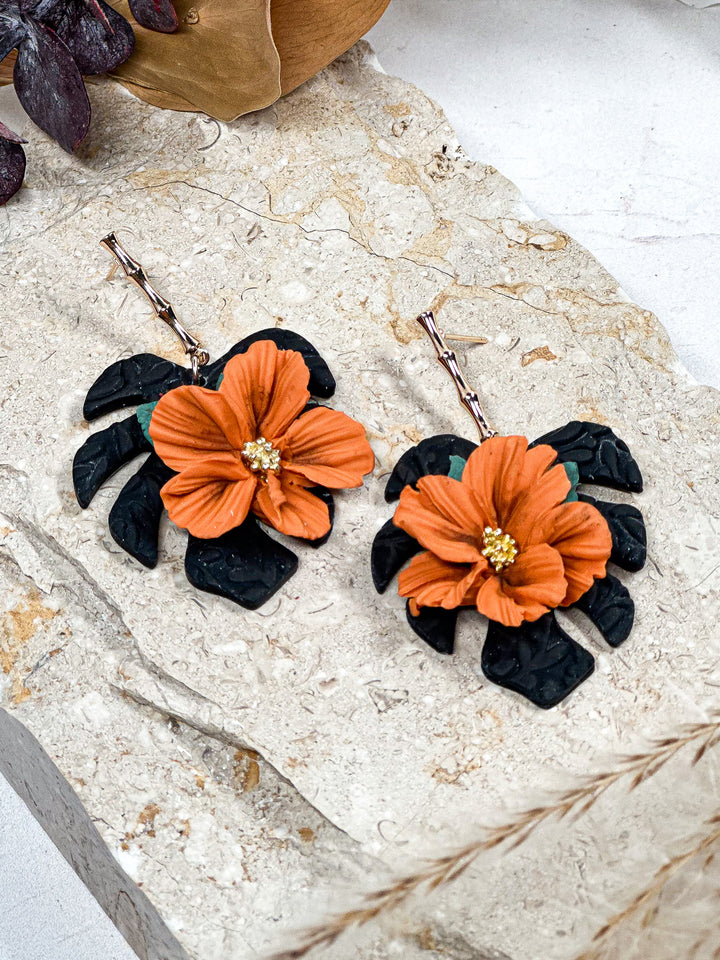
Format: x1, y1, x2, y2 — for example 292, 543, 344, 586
448, 455, 467, 481
215, 371, 224, 389
136, 400, 158, 446
564, 460, 580, 502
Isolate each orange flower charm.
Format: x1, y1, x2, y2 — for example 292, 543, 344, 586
149, 340, 374, 540
394, 436, 612, 628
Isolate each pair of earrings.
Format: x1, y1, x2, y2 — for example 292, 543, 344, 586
74, 236, 646, 708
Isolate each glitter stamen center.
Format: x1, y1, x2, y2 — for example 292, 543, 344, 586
482, 526, 518, 572
241, 437, 281, 475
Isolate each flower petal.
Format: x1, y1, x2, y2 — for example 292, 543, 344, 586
517, 443, 560, 491
220, 340, 310, 440
398, 551, 483, 609
393, 475, 484, 563
462, 435, 527, 526
161, 460, 256, 538
150, 386, 247, 472
253, 479, 331, 540
501, 543, 567, 620
281, 407, 374, 488
504, 461, 571, 547
475, 576, 526, 628
543, 501, 612, 604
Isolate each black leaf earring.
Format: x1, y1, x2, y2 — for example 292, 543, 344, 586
372, 311, 645, 708
74, 234, 374, 609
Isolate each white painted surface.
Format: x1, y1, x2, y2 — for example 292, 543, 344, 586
369, 0, 720, 387
0, 777, 136, 960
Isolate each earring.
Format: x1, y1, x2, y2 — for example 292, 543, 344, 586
73, 234, 374, 609
371, 311, 646, 708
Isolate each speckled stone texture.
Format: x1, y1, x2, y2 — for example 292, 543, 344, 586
2, 43, 720, 960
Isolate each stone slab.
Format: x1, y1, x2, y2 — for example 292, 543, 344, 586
0, 711, 185, 960
2, 43, 720, 960
0, 772, 137, 960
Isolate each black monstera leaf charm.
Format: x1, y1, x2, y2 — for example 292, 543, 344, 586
73, 329, 343, 610
371, 422, 646, 708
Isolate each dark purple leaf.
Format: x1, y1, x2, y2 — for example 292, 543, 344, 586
0, 135, 26, 205
82, 0, 112, 31
0, 121, 26, 144
128, 0, 177, 33
0, 9, 27, 61
13, 18, 90, 152
43, 0, 134, 74
22, 0, 60, 18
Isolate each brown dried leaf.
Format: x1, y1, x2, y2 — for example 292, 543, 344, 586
111, 78, 195, 111
271, 0, 391, 95
107, 0, 281, 121
108, 0, 390, 119
0, 52, 16, 85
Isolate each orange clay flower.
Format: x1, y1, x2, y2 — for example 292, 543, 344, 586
394, 435, 612, 628
149, 340, 374, 540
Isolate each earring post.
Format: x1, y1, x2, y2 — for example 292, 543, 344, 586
100, 233, 209, 382
414, 310, 497, 442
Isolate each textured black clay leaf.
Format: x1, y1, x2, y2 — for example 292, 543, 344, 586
531, 420, 643, 493
128, 0, 178, 33
574, 574, 634, 648
185, 519, 298, 610
371, 519, 421, 593
43, 0, 134, 74
83, 354, 191, 421
24, 0, 62, 19
204, 328, 336, 399
81, 0, 112, 30
481, 612, 595, 709
0, 122, 27, 206
108, 453, 173, 568
406, 601, 457, 654
0, 121, 26, 144
13, 18, 91, 152
384, 434, 479, 502
579, 493, 647, 572
73, 415, 151, 508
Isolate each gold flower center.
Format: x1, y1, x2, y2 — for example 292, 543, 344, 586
241, 437, 281, 474
481, 526, 518, 572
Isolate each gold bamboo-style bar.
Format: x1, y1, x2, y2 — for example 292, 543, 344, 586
100, 233, 210, 382
414, 310, 497, 442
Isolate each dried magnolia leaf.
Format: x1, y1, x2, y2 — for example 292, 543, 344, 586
3, 0, 391, 118
116, 77, 195, 111
270, 0, 391, 94
108, 0, 390, 118
107, 0, 282, 121
0, 52, 16, 84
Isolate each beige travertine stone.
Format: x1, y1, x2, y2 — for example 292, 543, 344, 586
2, 43, 720, 960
